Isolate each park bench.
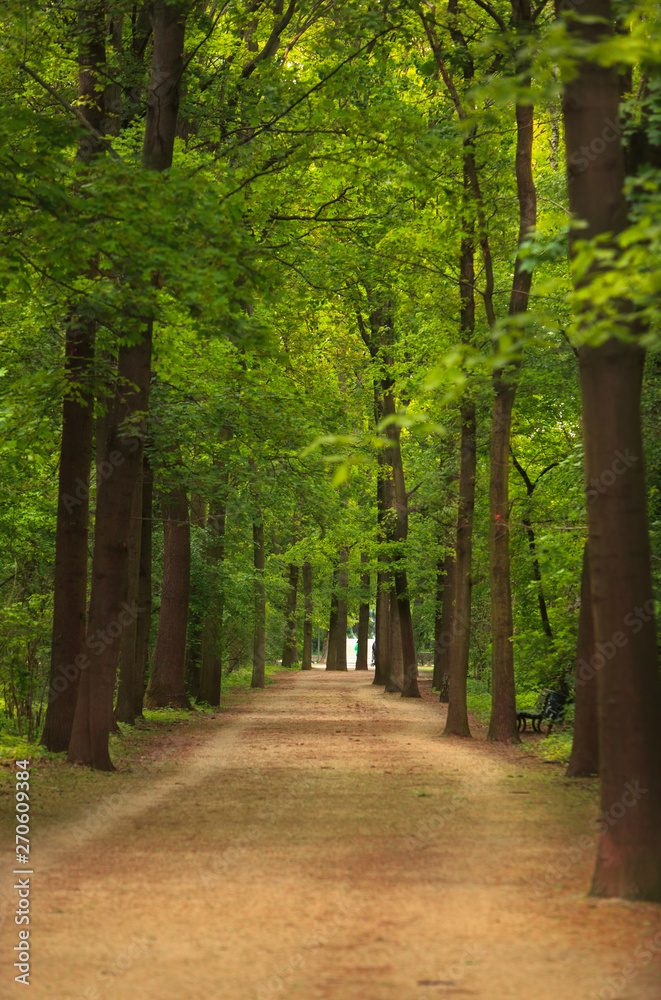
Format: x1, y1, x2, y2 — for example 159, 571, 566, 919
516, 690, 569, 734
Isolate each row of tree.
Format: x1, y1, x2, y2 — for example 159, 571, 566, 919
1, 0, 661, 900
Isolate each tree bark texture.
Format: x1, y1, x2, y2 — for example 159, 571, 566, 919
281, 563, 299, 667
325, 566, 339, 671
67, 334, 151, 769
356, 552, 370, 670
384, 585, 404, 693
301, 561, 313, 670
358, 306, 396, 688
444, 402, 477, 736
68, 0, 187, 767
511, 451, 557, 643
251, 517, 266, 689
144, 488, 191, 709
445, 204, 476, 733
198, 503, 227, 705
41, 1, 105, 753
381, 389, 421, 698
373, 454, 392, 686
566, 544, 599, 778
487, 83, 536, 743
113, 472, 143, 724
141, 0, 186, 172
374, 569, 390, 686
433, 552, 454, 701
560, 0, 661, 900
328, 548, 349, 671
133, 453, 152, 717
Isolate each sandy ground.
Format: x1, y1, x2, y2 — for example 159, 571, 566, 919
2, 668, 661, 1000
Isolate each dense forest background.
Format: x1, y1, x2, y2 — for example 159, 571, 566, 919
1, 0, 661, 899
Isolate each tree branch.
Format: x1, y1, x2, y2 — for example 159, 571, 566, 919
18, 62, 122, 162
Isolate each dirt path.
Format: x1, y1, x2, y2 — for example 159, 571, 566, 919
3, 670, 661, 1000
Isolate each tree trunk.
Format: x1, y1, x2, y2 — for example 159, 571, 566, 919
487, 91, 536, 744
357, 301, 397, 688
133, 454, 152, 718
381, 390, 420, 699
319, 629, 329, 665
301, 561, 313, 670
104, 7, 123, 135
486, 377, 519, 743
582, 341, 661, 899
444, 200, 476, 732
67, 335, 150, 769
67, 0, 187, 768
433, 552, 454, 701
444, 402, 477, 737
113, 473, 143, 724
141, 0, 187, 173
326, 561, 340, 671
281, 563, 299, 667
356, 553, 370, 670
374, 572, 390, 685
40, 1, 105, 754
560, 0, 661, 900
373, 452, 392, 686
251, 517, 266, 689
523, 516, 554, 642
144, 488, 191, 709
384, 585, 404, 693
335, 547, 349, 671
511, 451, 557, 644
198, 503, 227, 705
566, 544, 599, 778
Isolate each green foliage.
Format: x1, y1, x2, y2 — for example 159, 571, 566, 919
1, 0, 660, 747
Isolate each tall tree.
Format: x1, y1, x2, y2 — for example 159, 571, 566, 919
114, 474, 143, 725
325, 559, 340, 671
486, 8, 537, 744
301, 561, 313, 670
144, 487, 192, 709
559, 0, 661, 899
566, 544, 599, 778
444, 405, 477, 736
382, 389, 421, 698
510, 451, 558, 643
329, 546, 349, 671
251, 515, 266, 689
385, 585, 404, 693
433, 552, 454, 701
355, 552, 370, 670
133, 454, 153, 718
198, 500, 227, 706
68, 0, 188, 767
40, 0, 106, 753
444, 179, 477, 735
281, 562, 300, 667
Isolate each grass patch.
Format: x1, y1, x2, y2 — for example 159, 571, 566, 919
0, 662, 293, 768
466, 678, 575, 766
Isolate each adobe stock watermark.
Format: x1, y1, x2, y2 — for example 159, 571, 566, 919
48, 600, 144, 703
61, 432, 140, 513
199, 780, 303, 890
534, 780, 648, 896
588, 930, 661, 1000
586, 449, 637, 504
575, 599, 654, 689
567, 118, 622, 177
255, 896, 354, 1000
403, 790, 469, 853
